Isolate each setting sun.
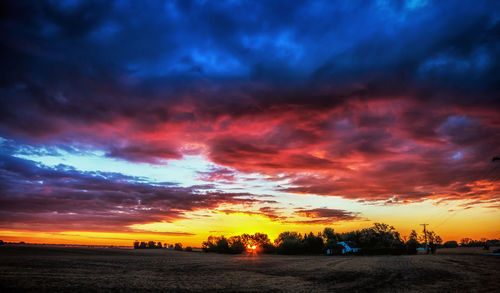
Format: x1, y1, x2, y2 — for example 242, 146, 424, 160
247, 245, 257, 250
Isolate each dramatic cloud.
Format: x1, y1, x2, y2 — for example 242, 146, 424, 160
291, 208, 361, 224
217, 206, 286, 222
0, 154, 271, 231
0, 0, 499, 237
217, 206, 362, 224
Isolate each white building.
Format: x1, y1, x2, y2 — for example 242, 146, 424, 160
337, 241, 359, 254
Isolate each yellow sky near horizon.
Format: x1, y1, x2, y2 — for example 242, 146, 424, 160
1, 200, 498, 247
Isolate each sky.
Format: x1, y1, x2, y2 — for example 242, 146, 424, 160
0, 0, 499, 246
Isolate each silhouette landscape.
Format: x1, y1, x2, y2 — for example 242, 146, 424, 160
0, 0, 499, 292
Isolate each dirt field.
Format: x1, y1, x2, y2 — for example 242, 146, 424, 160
0, 246, 498, 292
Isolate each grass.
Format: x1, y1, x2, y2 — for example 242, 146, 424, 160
0, 245, 498, 292
435, 246, 500, 255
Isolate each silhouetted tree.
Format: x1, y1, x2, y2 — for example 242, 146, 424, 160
322, 228, 338, 242
202, 236, 240, 253
421, 230, 441, 245
460, 238, 473, 246
443, 240, 459, 248
255, 233, 276, 253
252, 233, 273, 248
240, 233, 274, 253
134, 240, 167, 249
228, 236, 246, 253
216, 237, 230, 252
274, 231, 301, 246
203, 234, 275, 254
459, 238, 493, 247
174, 243, 183, 251
322, 227, 341, 254
202, 236, 218, 252
275, 231, 305, 254
486, 239, 500, 246
405, 230, 420, 254
185, 246, 193, 252
409, 230, 418, 241
353, 223, 405, 254
303, 232, 324, 254
338, 230, 362, 243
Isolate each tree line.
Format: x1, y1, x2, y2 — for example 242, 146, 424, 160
202, 232, 275, 254
202, 223, 445, 255
133, 241, 192, 251
131, 223, 500, 255
457, 238, 500, 248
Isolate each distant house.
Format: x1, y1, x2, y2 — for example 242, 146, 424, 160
326, 241, 360, 255
337, 241, 359, 254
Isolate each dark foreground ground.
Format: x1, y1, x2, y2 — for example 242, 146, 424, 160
0, 246, 499, 292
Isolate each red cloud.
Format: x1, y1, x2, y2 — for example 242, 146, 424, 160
290, 208, 362, 224
1, 86, 499, 207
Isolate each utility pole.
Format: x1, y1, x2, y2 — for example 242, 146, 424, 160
420, 223, 429, 254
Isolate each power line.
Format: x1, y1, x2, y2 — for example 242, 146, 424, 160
416, 156, 499, 254
420, 223, 429, 253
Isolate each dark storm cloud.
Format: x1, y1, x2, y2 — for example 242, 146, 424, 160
0, 154, 271, 231
0, 0, 499, 205
1, 1, 499, 137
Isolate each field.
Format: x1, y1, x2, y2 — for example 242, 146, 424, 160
0, 246, 499, 292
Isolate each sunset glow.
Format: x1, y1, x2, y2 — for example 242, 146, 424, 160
0, 0, 499, 247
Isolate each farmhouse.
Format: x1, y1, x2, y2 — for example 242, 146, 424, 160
337, 241, 359, 254
326, 241, 360, 255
